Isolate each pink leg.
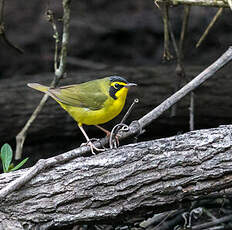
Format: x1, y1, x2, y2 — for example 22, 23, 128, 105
78, 125, 105, 154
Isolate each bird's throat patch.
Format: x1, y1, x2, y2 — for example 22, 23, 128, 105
109, 82, 126, 100
109, 86, 118, 99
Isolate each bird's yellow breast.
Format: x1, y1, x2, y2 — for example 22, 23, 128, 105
59, 87, 129, 126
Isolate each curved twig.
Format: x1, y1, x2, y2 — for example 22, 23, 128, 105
196, 8, 223, 48
138, 46, 232, 128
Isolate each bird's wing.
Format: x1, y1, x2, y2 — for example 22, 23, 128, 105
48, 79, 109, 110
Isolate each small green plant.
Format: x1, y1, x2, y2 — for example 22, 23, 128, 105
0, 143, 28, 173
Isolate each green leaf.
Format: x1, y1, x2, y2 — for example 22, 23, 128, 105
1, 143, 13, 173
10, 158, 29, 172
0, 157, 6, 173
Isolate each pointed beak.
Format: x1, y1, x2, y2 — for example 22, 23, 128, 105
125, 82, 137, 88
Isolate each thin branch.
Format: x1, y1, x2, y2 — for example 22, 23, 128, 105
120, 98, 139, 125
109, 98, 139, 149
15, 0, 71, 160
45, 9, 59, 72
0, 0, 23, 54
15, 94, 50, 159
1, 47, 232, 200
179, 6, 190, 58
196, 8, 223, 48
138, 46, 232, 128
189, 91, 194, 130
156, 0, 230, 8
168, 18, 180, 59
161, 3, 173, 61
192, 214, 232, 230
55, 0, 70, 78
0, 31, 24, 53
168, 10, 189, 121
140, 210, 177, 228
178, 7, 195, 131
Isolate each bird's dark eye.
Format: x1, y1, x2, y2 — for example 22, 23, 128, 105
114, 83, 119, 89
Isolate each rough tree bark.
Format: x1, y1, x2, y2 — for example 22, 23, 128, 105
0, 125, 232, 229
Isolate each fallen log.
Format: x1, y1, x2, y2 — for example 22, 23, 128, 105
0, 125, 232, 229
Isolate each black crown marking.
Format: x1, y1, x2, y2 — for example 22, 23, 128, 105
109, 76, 128, 84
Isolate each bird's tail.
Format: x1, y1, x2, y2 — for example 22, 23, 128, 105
27, 83, 49, 93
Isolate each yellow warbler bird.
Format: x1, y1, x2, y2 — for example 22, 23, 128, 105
28, 76, 136, 153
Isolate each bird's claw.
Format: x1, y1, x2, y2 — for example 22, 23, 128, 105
81, 138, 107, 154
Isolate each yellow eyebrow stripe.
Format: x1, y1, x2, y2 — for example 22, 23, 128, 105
111, 81, 127, 86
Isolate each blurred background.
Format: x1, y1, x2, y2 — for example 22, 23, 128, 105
0, 0, 231, 165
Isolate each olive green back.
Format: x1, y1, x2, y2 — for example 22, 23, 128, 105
48, 77, 110, 110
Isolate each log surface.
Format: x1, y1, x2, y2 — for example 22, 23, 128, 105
1, 125, 232, 229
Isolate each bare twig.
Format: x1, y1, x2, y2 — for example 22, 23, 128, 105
168, 11, 186, 114
187, 208, 203, 228
179, 7, 195, 131
169, 7, 190, 115
196, 8, 223, 48
109, 98, 139, 149
167, 8, 195, 130
120, 98, 139, 125
161, 3, 173, 61
0, 0, 23, 54
56, 0, 70, 79
189, 91, 194, 130
0, 31, 24, 53
192, 214, 232, 230
179, 6, 190, 59
1, 47, 232, 200
140, 211, 173, 228
109, 123, 128, 149
15, 94, 50, 159
155, 0, 230, 8
138, 47, 232, 128
168, 12, 185, 80
155, 210, 181, 229
156, 209, 187, 230
15, 0, 71, 160
45, 9, 59, 72
168, 18, 180, 59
